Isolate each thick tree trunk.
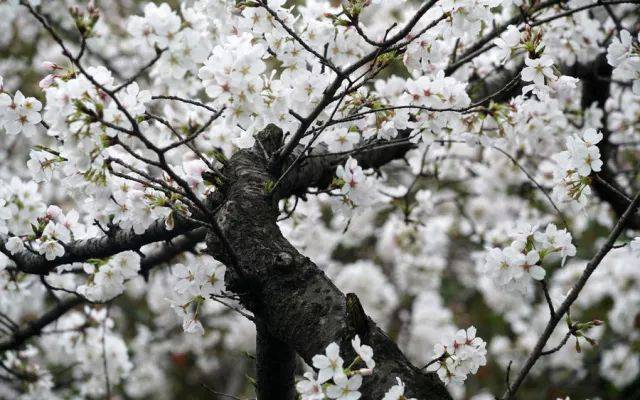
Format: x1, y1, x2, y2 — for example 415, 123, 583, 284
255, 320, 297, 400
206, 125, 451, 399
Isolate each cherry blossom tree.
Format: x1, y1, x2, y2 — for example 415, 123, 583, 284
1, 0, 640, 399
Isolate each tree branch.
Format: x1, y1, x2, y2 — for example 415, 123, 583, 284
139, 227, 207, 280
273, 129, 416, 200
0, 298, 83, 352
1, 217, 198, 275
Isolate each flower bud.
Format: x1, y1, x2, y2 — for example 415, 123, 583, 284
355, 368, 373, 376
42, 61, 59, 71
584, 336, 598, 346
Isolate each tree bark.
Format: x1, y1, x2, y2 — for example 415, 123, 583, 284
206, 125, 451, 399
255, 320, 297, 400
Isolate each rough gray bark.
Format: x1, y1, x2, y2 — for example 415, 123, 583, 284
206, 125, 450, 399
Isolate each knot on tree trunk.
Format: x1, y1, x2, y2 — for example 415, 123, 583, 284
255, 123, 284, 155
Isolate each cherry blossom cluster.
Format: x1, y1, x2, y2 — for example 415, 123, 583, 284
2, 200, 85, 262
482, 223, 576, 293
75, 312, 133, 397
0, 306, 134, 399
32, 206, 84, 261
109, 177, 178, 235
404, 292, 456, 366
135, 0, 484, 155
382, 377, 416, 400
333, 157, 379, 215
403, 6, 481, 72
0, 82, 42, 137
47, 307, 132, 397
408, 78, 447, 109
443, 0, 500, 38
500, 26, 581, 101
607, 30, 640, 95
20, 58, 185, 239
551, 128, 604, 206
376, 212, 448, 295
296, 336, 375, 400
199, 33, 267, 128
482, 243, 640, 393
1, 346, 55, 398
0, 177, 45, 240
40, 67, 151, 181
127, 3, 180, 49
494, 25, 523, 64
168, 255, 226, 335
75, 251, 141, 302
401, 0, 502, 74
404, 72, 471, 140
588, 244, 640, 389
426, 326, 487, 386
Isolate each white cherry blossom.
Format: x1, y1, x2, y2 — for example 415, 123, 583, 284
312, 342, 345, 384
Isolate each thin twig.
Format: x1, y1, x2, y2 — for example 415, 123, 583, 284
540, 329, 573, 356
151, 95, 218, 113
101, 307, 111, 399
420, 352, 446, 370
490, 145, 569, 230
209, 295, 255, 322
503, 189, 640, 399
113, 48, 166, 93
505, 360, 513, 398
540, 280, 555, 318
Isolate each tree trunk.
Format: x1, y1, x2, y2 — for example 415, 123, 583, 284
255, 320, 297, 400
206, 125, 451, 399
